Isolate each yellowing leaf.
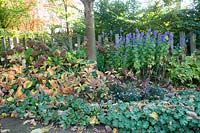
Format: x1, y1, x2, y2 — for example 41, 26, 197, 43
113, 128, 118, 133
12, 65, 23, 74
89, 115, 100, 125
1, 113, 8, 118
61, 73, 65, 80
7, 97, 14, 102
42, 80, 46, 84
11, 111, 18, 117
23, 80, 33, 89
15, 86, 25, 98
30, 89, 37, 96
41, 127, 51, 133
149, 112, 158, 121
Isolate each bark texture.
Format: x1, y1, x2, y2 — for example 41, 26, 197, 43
80, 0, 97, 61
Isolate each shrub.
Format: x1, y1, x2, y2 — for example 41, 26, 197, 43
168, 50, 200, 87
110, 82, 168, 102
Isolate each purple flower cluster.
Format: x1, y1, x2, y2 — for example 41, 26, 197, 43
115, 29, 171, 46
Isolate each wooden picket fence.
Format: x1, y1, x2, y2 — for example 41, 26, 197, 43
0, 31, 198, 55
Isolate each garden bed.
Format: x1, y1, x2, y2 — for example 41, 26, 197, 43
0, 40, 199, 132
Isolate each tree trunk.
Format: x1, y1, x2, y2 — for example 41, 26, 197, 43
63, 0, 70, 35
80, 0, 97, 61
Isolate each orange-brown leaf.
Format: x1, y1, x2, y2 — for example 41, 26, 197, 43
12, 65, 23, 74
49, 80, 58, 88
7, 74, 15, 82
39, 84, 48, 91
15, 86, 25, 98
47, 68, 55, 76
62, 83, 74, 94
43, 89, 54, 95
35, 73, 43, 81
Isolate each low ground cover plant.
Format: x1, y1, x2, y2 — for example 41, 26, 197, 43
98, 90, 200, 132
1, 90, 200, 132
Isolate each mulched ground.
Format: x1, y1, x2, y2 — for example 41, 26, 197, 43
0, 117, 111, 133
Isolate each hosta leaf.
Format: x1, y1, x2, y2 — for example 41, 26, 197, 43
23, 80, 33, 89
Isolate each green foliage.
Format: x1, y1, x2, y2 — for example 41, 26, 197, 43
0, 28, 20, 37
98, 90, 200, 132
110, 82, 168, 102
93, 0, 200, 48
97, 32, 170, 80
72, 18, 86, 35
168, 52, 200, 87
0, 93, 101, 128
94, 0, 137, 35
0, 0, 31, 29
1, 90, 200, 131
136, 1, 200, 48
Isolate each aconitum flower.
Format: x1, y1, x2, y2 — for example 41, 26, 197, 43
164, 31, 169, 36
161, 34, 165, 41
146, 28, 151, 38
154, 30, 157, 38
119, 36, 125, 44
132, 33, 136, 40
126, 33, 132, 39
116, 40, 120, 46
140, 32, 144, 38
148, 28, 151, 35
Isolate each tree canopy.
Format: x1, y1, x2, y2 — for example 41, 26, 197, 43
0, 0, 31, 29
